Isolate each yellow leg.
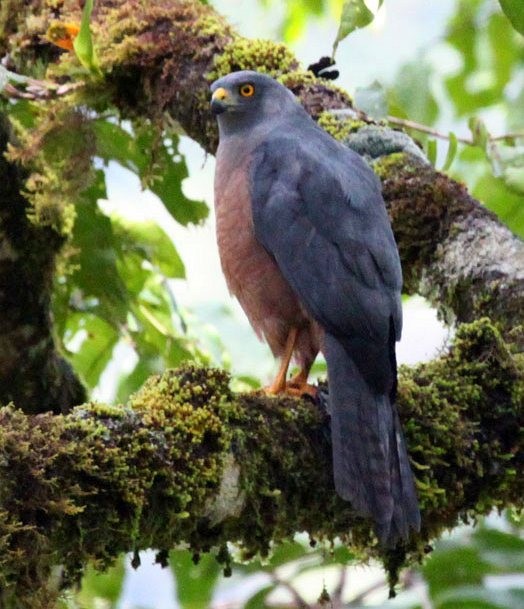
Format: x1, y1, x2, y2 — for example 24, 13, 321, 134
266, 327, 298, 395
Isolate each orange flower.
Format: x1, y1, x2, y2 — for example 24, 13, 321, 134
46, 21, 80, 51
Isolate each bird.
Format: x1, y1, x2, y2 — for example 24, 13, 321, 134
210, 70, 420, 546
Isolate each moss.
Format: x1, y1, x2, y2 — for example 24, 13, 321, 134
372, 152, 413, 179
397, 318, 523, 540
370, 154, 483, 295
6, 100, 96, 237
208, 37, 299, 82
317, 112, 367, 141
0, 321, 521, 606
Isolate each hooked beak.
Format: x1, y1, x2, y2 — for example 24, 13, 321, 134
211, 87, 233, 115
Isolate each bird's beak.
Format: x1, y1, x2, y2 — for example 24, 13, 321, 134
211, 87, 233, 115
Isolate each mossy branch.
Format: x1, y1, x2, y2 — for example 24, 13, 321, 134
0, 319, 522, 607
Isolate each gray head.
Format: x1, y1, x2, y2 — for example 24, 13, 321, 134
210, 71, 301, 136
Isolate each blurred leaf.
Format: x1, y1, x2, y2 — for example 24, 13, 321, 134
69, 313, 119, 388
170, 550, 221, 609
469, 116, 490, 150
355, 80, 388, 119
73, 0, 101, 76
93, 119, 208, 226
333, 0, 383, 57
445, 4, 520, 115
422, 542, 492, 597
426, 139, 437, 166
472, 526, 524, 571
471, 169, 524, 236
110, 215, 186, 279
499, 0, 524, 35
116, 357, 155, 401
442, 132, 458, 171
389, 59, 439, 125
244, 584, 275, 609
434, 585, 524, 609
281, 0, 326, 42
76, 558, 125, 608
239, 540, 311, 574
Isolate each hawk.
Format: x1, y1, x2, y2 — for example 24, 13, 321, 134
210, 71, 420, 545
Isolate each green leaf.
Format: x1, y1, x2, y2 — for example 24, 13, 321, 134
116, 357, 159, 402
77, 558, 125, 608
422, 543, 491, 598
499, 0, 524, 35
445, 6, 519, 115
93, 120, 208, 226
244, 584, 275, 609
472, 171, 524, 237
110, 215, 186, 279
72, 0, 101, 76
70, 172, 129, 326
469, 116, 490, 150
472, 527, 524, 571
355, 81, 388, 119
434, 585, 524, 609
170, 550, 221, 609
69, 313, 119, 388
332, 0, 376, 57
426, 139, 437, 166
442, 132, 458, 172
389, 59, 439, 125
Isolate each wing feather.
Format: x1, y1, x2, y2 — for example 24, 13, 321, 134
249, 134, 402, 364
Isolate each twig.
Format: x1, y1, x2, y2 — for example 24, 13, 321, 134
331, 567, 347, 603
346, 578, 386, 606
386, 116, 524, 145
271, 573, 311, 609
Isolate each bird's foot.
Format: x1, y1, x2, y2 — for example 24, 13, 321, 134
260, 378, 318, 400
284, 379, 318, 400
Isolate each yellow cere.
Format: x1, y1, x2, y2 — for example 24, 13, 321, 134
212, 87, 229, 101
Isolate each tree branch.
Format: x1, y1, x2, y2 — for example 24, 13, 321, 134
0, 320, 521, 607
0, 115, 86, 413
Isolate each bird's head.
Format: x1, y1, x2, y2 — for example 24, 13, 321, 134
210, 71, 299, 135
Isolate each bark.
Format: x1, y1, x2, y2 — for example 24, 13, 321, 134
0, 116, 86, 413
0, 0, 522, 605
0, 321, 522, 608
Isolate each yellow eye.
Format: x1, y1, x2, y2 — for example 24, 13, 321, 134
239, 83, 255, 97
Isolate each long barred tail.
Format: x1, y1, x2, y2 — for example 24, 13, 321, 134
324, 332, 420, 546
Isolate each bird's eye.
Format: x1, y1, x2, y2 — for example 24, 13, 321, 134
239, 83, 255, 97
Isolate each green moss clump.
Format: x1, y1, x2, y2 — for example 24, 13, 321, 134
397, 318, 523, 540
6, 101, 96, 237
371, 154, 478, 294
208, 37, 299, 82
0, 364, 242, 606
317, 112, 367, 141
372, 152, 413, 179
